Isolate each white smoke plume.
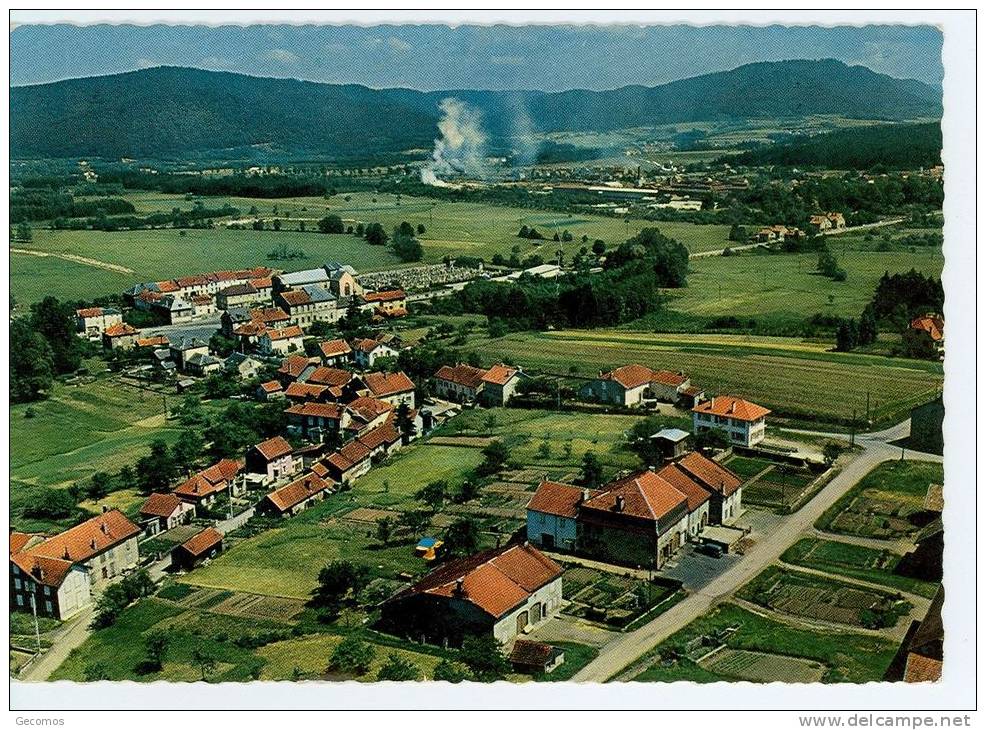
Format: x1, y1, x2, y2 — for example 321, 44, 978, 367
420, 97, 487, 186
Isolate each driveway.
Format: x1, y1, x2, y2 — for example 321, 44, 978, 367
527, 613, 620, 649
18, 605, 95, 682
660, 544, 741, 592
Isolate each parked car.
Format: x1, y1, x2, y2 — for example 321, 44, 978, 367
696, 542, 724, 558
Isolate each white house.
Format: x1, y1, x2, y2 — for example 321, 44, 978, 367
352, 338, 397, 368
138, 493, 195, 536
480, 364, 524, 407
260, 325, 305, 356
526, 481, 599, 552
76, 307, 123, 340
692, 395, 771, 447
433, 363, 487, 402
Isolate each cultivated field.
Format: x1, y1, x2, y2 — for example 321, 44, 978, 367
723, 455, 825, 511
782, 538, 939, 598
561, 566, 681, 628
462, 330, 943, 428
736, 566, 911, 629
631, 603, 897, 684
816, 460, 944, 540
698, 647, 826, 683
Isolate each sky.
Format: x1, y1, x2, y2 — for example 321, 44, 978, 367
9, 14, 943, 91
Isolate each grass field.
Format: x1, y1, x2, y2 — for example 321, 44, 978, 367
781, 538, 939, 598
462, 330, 943, 428
10, 377, 182, 532
14, 190, 734, 303
816, 460, 944, 540
632, 602, 897, 683
350, 443, 486, 508
671, 247, 944, 325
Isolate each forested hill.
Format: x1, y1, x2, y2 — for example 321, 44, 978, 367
10, 60, 942, 159
729, 122, 942, 170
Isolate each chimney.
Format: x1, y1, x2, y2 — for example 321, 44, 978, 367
454, 577, 466, 597
101, 505, 109, 513
62, 547, 70, 560
31, 562, 43, 580
100, 522, 108, 535
90, 539, 97, 550
615, 495, 625, 512
580, 488, 590, 504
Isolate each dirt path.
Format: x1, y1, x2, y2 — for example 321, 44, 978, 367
11, 248, 136, 274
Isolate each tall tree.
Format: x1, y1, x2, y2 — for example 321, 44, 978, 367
30, 297, 83, 373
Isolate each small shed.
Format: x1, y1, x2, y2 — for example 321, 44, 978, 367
651, 428, 691, 459
171, 527, 224, 571
510, 639, 565, 674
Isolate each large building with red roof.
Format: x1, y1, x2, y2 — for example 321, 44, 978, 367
582, 364, 691, 407
379, 542, 563, 646
10, 510, 141, 619
692, 395, 771, 447
525, 452, 743, 568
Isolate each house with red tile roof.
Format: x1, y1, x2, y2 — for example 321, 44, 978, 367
276, 354, 318, 385
10, 510, 141, 619
259, 325, 305, 356
138, 492, 195, 536
284, 401, 349, 442
317, 338, 352, 366
171, 528, 224, 571
173, 458, 244, 507
480, 364, 524, 406
76, 306, 123, 341
676, 451, 744, 524
578, 470, 691, 568
910, 314, 944, 354
245, 436, 298, 482
380, 542, 563, 647
323, 439, 374, 484
362, 371, 415, 408
284, 381, 331, 403
364, 288, 408, 317
581, 364, 691, 407
256, 380, 285, 402
101, 321, 139, 350
433, 363, 487, 403
352, 338, 398, 368
692, 395, 771, 447
257, 472, 334, 517
526, 482, 601, 551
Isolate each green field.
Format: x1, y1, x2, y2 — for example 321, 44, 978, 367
781, 538, 939, 598
13, 190, 733, 303
351, 443, 486, 507
631, 602, 897, 683
462, 330, 943, 428
674, 246, 944, 325
10, 377, 182, 531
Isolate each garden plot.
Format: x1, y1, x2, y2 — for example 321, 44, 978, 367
210, 592, 306, 622
699, 647, 826, 683
725, 456, 822, 510
561, 566, 680, 628
738, 567, 910, 629
827, 494, 922, 540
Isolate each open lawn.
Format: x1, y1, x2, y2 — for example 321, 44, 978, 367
352, 443, 485, 508
436, 408, 656, 479
816, 460, 944, 540
671, 247, 943, 327
10, 377, 182, 531
631, 602, 897, 683
14, 190, 733, 303
179, 497, 432, 599
462, 330, 943, 428
782, 538, 939, 599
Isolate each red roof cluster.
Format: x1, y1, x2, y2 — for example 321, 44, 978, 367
692, 395, 770, 423
435, 363, 487, 389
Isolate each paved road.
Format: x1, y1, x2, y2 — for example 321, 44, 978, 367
18, 605, 95, 682
571, 419, 940, 682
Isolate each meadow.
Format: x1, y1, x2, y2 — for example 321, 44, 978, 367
10, 376, 182, 532
675, 245, 944, 325
462, 330, 943, 428
13, 190, 734, 303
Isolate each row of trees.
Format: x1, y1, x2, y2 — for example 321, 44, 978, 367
11, 297, 89, 403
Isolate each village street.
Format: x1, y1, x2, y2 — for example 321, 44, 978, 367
571, 417, 942, 682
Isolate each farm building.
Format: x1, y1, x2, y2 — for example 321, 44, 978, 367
352, 338, 398, 368
101, 322, 139, 350
675, 451, 744, 525
692, 395, 770, 447
651, 428, 691, 460
362, 371, 416, 408
364, 288, 408, 317
256, 380, 284, 401
260, 325, 305, 356
171, 528, 224, 571
510, 639, 565, 675
10, 511, 141, 619
579, 470, 690, 569
379, 542, 563, 647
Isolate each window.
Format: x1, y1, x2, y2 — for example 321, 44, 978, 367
14, 578, 21, 590
16, 594, 24, 606
43, 586, 51, 596
45, 601, 53, 613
